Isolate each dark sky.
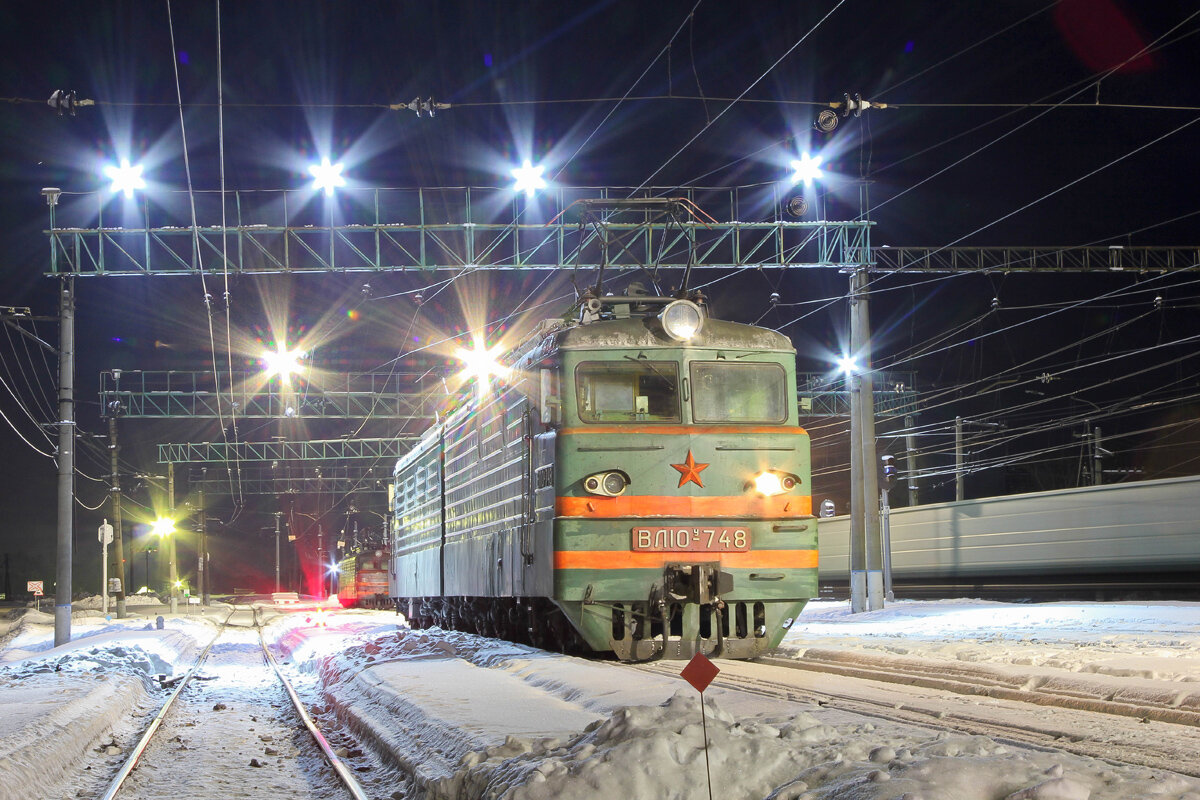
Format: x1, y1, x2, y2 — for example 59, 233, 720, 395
1, 1, 1198, 594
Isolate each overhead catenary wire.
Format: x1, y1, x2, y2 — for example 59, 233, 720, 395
165, 0, 244, 509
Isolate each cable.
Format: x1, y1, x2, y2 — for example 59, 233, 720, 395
639, 0, 849, 191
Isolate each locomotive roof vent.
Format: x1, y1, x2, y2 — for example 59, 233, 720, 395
659, 299, 705, 341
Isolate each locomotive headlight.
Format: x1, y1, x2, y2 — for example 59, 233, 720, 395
752, 470, 798, 497
659, 300, 704, 341
583, 471, 629, 497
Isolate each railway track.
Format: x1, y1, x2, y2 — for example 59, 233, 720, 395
98, 606, 370, 800
630, 657, 1200, 778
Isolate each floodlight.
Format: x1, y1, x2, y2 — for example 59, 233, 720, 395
790, 152, 823, 187
151, 517, 176, 538
104, 159, 146, 198
511, 159, 547, 197
308, 158, 346, 196
262, 345, 306, 381
659, 300, 704, 341
837, 355, 859, 375
455, 343, 507, 385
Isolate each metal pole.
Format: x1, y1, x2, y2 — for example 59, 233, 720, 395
109, 414, 127, 618
274, 512, 282, 593
955, 416, 965, 502
904, 413, 919, 507
880, 486, 893, 601
1093, 426, 1103, 486
198, 481, 208, 605
317, 524, 325, 597
101, 524, 108, 616
168, 462, 177, 614
54, 276, 75, 647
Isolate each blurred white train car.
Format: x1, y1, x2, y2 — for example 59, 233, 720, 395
818, 474, 1200, 599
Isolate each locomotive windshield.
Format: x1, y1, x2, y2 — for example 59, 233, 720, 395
576, 361, 680, 422
690, 361, 788, 423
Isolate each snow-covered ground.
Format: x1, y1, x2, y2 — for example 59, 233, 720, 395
1, 597, 1198, 800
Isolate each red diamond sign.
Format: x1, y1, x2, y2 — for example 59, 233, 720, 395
680, 652, 720, 692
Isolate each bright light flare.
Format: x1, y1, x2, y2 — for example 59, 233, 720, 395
455, 339, 509, 402
104, 159, 146, 198
837, 355, 859, 375
790, 152, 824, 186
308, 158, 346, 196
151, 517, 176, 538
511, 159, 547, 197
753, 471, 786, 497
262, 345, 306, 382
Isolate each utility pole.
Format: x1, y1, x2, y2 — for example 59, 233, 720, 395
904, 413, 919, 507
848, 268, 883, 612
1093, 426, 1103, 486
168, 462, 177, 614
955, 416, 965, 502
108, 413, 127, 618
198, 479, 208, 605
317, 524, 325, 598
274, 511, 282, 592
54, 273, 74, 647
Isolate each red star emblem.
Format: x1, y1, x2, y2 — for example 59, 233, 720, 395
670, 450, 709, 488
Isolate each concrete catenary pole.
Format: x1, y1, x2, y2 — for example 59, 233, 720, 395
54, 275, 75, 647
274, 511, 282, 593
904, 413, 919, 507
955, 416, 965, 501
198, 480, 208, 605
109, 414, 127, 618
848, 268, 883, 612
168, 461, 178, 614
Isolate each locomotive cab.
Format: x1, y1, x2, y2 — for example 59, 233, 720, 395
547, 294, 817, 659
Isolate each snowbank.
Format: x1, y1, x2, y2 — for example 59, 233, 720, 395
427, 691, 1200, 800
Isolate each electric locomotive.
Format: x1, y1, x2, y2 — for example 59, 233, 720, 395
336, 548, 391, 608
391, 291, 816, 659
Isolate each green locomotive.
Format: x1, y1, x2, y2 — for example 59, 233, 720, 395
391, 292, 817, 659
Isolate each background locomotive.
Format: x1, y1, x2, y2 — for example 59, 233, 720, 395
335, 548, 391, 609
390, 292, 817, 659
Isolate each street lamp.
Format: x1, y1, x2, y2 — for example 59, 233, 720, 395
790, 152, 824, 187
103, 159, 146, 198
510, 159, 547, 197
308, 158, 346, 196
151, 517, 178, 612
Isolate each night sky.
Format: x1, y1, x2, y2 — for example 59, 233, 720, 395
1, 1, 1198, 596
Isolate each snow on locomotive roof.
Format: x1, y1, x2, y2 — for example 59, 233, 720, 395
556, 316, 795, 352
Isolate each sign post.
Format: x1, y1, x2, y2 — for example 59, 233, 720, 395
680, 652, 720, 800
27, 581, 43, 612
98, 519, 114, 615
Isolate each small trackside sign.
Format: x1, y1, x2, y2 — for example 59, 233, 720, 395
27, 581, 43, 595
681, 652, 719, 692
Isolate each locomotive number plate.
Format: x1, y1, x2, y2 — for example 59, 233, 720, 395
631, 526, 751, 552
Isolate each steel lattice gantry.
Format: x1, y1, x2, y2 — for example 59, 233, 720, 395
160, 440, 411, 497
158, 437, 415, 465
44, 185, 872, 275
102, 370, 449, 419
43, 184, 1197, 276
190, 466, 392, 496
871, 245, 1200, 273
110, 369, 917, 421
798, 371, 918, 417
